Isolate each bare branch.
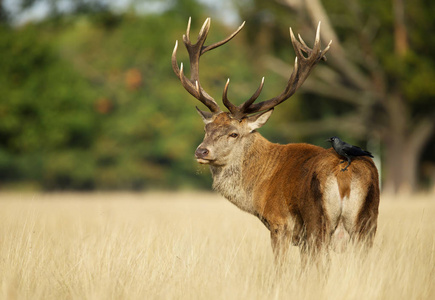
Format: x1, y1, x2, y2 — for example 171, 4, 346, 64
409, 116, 435, 156
277, 113, 369, 137
393, 0, 409, 56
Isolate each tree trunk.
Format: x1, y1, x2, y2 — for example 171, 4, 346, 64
383, 132, 432, 195
383, 135, 414, 194
382, 94, 435, 194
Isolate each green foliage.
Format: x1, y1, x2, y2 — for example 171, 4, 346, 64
0, 24, 97, 188
1, 0, 434, 191
0, 3, 283, 190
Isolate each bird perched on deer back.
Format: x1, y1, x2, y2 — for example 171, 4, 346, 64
327, 136, 374, 171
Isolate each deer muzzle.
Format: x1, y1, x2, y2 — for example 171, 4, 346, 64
195, 147, 211, 164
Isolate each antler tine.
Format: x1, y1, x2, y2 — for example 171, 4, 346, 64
313, 21, 321, 53
171, 40, 180, 74
290, 27, 313, 63
298, 33, 308, 48
313, 21, 332, 59
323, 39, 332, 56
202, 21, 245, 54
179, 63, 198, 98
241, 23, 331, 115
222, 79, 238, 115
198, 18, 211, 41
184, 17, 192, 44
240, 77, 265, 111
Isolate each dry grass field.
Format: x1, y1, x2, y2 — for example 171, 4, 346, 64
0, 192, 434, 299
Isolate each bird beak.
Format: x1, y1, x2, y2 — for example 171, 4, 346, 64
326, 138, 332, 143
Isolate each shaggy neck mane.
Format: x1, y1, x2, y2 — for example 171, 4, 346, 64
210, 133, 272, 213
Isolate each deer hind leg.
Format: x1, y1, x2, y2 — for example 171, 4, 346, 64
291, 213, 304, 246
355, 184, 379, 248
342, 182, 379, 248
298, 173, 335, 268
297, 212, 333, 270
323, 176, 348, 252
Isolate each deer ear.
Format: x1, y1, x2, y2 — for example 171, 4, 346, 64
246, 109, 273, 132
196, 106, 214, 124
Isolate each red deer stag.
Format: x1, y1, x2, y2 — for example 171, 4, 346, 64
172, 18, 380, 261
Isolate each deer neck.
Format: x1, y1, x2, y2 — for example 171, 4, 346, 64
210, 133, 271, 213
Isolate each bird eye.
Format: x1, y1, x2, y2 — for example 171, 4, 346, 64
229, 133, 238, 138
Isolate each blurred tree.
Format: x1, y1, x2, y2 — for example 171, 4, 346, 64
0, 23, 99, 189
238, 0, 435, 194
0, 0, 278, 190
14, 0, 109, 15
0, 0, 9, 24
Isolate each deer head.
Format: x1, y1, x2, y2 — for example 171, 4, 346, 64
172, 18, 331, 166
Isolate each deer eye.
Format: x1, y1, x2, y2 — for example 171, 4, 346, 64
229, 133, 238, 138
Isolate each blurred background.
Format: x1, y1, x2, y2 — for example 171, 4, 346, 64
0, 0, 434, 194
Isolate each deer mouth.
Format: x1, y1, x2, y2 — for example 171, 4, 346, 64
196, 158, 212, 164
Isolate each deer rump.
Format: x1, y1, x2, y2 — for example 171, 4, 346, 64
253, 144, 379, 251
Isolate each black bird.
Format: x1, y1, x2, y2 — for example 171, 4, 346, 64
327, 136, 374, 171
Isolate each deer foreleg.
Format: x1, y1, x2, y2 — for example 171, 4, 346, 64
270, 223, 291, 264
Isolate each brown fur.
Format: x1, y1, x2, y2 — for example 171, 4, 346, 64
173, 18, 373, 263
197, 113, 380, 261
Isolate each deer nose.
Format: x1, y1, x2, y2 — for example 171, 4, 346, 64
195, 147, 209, 158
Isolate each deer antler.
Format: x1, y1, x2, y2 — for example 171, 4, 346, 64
224, 22, 332, 119
173, 18, 331, 119
172, 18, 245, 113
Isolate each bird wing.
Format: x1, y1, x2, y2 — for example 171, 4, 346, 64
347, 145, 374, 157
340, 142, 354, 152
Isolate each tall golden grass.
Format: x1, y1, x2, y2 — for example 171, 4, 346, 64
0, 192, 434, 299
